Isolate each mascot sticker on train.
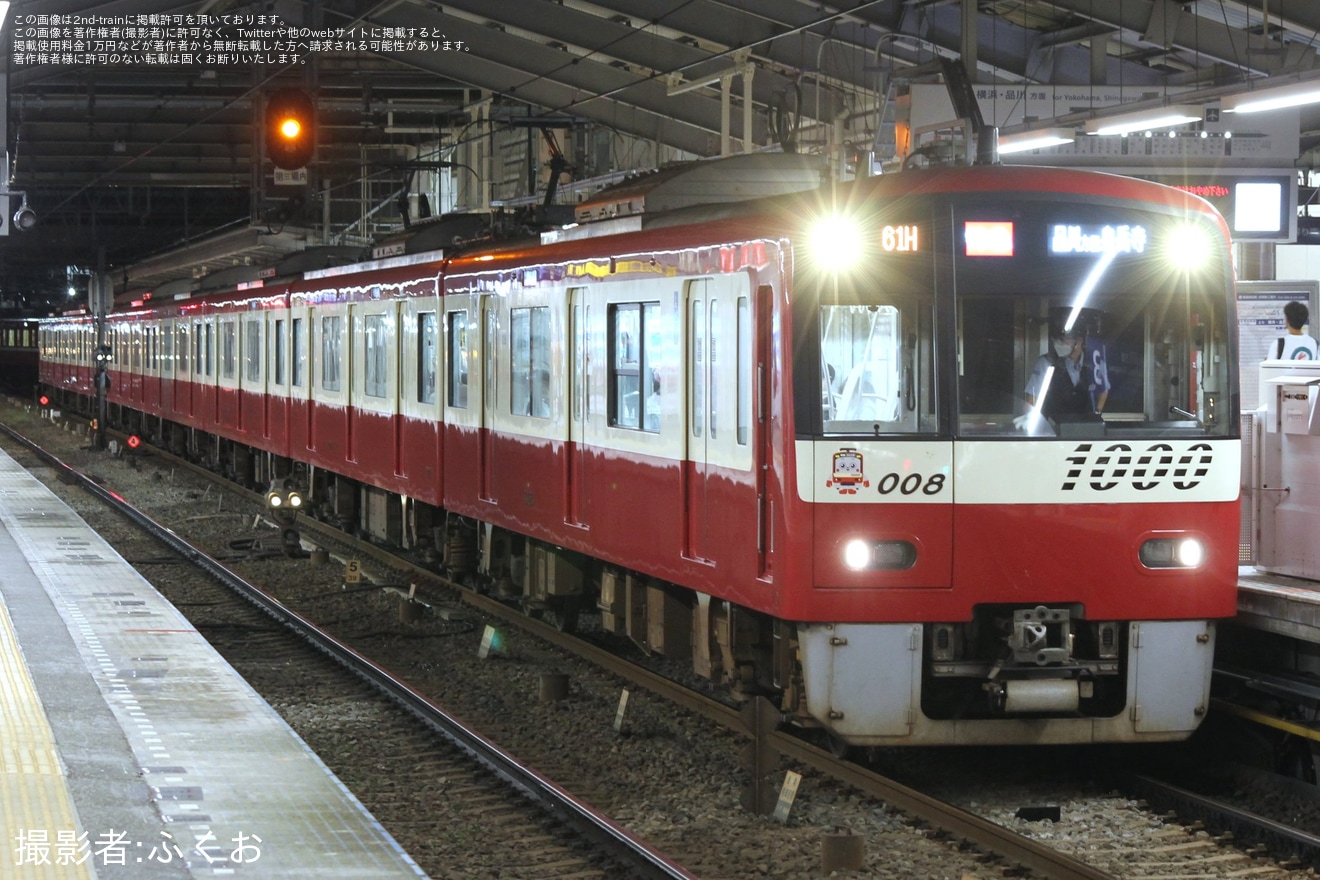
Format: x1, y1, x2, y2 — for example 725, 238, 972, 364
826, 448, 870, 494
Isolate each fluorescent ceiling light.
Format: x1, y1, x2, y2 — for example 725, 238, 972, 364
1222, 81, 1320, 113
1084, 104, 1202, 136
998, 127, 1074, 154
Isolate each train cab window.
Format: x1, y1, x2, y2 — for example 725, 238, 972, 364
510, 306, 550, 418
273, 319, 286, 385
220, 321, 237, 379
291, 317, 305, 387
418, 312, 438, 405
610, 302, 660, 432
956, 291, 1234, 439
364, 314, 389, 398
818, 300, 935, 435
321, 315, 343, 392
245, 319, 262, 383
446, 311, 469, 408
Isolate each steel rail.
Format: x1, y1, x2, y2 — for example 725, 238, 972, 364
9, 414, 1117, 880
0, 420, 698, 880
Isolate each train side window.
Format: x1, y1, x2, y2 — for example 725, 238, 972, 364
447, 310, 468, 408
245, 319, 262, 383
364, 313, 388, 398
510, 306, 550, 417
609, 302, 659, 432
321, 315, 342, 392
737, 296, 750, 446
692, 299, 703, 438
291, 317, 305, 387
205, 322, 214, 377
177, 324, 188, 375
417, 312, 437, 405
708, 299, 718, 439
161, 323, 173, 374
220, 321, 237, 379
273, 319, 286, 385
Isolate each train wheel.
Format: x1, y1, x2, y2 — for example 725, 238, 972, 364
1275, 735, 1318, 785
821, 730, 855, 761
543, 598, 580, 634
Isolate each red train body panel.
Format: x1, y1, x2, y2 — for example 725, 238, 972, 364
38, 162, 1242, 745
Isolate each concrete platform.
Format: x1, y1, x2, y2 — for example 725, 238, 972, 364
0, 443, 427, 878
1237, 566, 1320, 645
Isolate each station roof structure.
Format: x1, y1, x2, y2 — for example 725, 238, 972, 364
5, 0, 1320, 306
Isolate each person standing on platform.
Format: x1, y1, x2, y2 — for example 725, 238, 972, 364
1270, 301, 1319, 360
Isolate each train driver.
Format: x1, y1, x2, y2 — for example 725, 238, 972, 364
1024, 320, 1109, 421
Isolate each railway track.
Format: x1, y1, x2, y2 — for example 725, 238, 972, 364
4, 398, 1318, 880
0, 414, 695, 880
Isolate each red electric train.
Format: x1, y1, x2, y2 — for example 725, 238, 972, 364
0, 317, 40, 394
39, 157, 1241, 746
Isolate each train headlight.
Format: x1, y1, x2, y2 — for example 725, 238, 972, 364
1165, 224, 1212, 272
842, 539, 917, 571
809, 214, 864, 271
843, 539, 871, 571
1139, 536, 1205, 569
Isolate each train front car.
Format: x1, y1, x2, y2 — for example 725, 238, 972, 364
786, 166, 1240, 746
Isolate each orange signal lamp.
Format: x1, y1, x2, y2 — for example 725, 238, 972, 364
127, 434, 141, 450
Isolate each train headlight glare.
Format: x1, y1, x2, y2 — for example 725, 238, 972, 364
1139, 536, 1204, 568
1175, 538, 1204, 567
843, 539, 871, 571
1166, 224, 1211, 272
842, 539, 918, 571
809, 214, 863, 271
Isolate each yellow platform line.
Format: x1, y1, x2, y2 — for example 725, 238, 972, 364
0, 598, 95, 879
1211, 698, 1320, 743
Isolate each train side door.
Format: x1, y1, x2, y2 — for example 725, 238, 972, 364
479, 294, 498, 503
566, 286, 590, 527
686, 280, 713, 563
754, 285, 774, 580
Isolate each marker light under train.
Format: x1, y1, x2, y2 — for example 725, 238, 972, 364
842, 539, 918, 571
1165, 224, 1213, 272
1139, 536, 1205, 569
809, 214, 864, 270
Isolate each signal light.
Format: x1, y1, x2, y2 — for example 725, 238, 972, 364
265, 88, 316, 171
39, 395, 49, 407
127, 434, 141, 450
